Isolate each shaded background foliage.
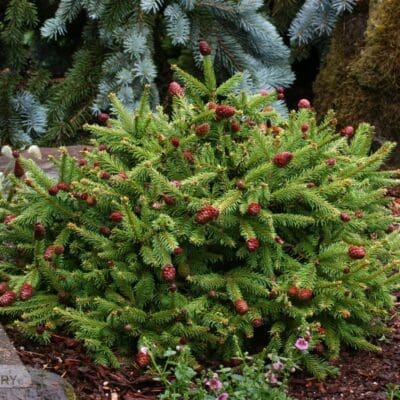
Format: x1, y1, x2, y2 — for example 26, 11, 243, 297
0, 0, 398, 160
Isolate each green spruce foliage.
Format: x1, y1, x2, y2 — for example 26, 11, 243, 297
0, 47, 399, 379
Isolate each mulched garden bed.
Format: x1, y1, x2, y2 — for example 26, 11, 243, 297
4, 293, 399, 400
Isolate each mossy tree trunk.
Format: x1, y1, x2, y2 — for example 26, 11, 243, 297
313, 0, 400, 163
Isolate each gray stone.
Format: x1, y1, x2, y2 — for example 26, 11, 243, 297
0, 325, 75, 399
0, 368, 76, 400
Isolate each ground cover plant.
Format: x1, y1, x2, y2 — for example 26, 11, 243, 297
0, 43, 399, 382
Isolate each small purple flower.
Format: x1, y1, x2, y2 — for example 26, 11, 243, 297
272, 361, 283, 371
295, 337, 309, 351
216, 393, 229, 400
205, 374, 222, 391
270, 373, 278, 384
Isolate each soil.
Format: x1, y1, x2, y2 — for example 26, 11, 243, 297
3, 294, 398, 400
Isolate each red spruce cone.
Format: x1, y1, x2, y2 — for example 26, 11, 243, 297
57, 182, 70, 192
298, 99, 311, 109
246, 238, 260, 252
163, 194, 176, 206
14, 159, 24, 178
78, 159, 87, 166
325, 158, 336, 166
174, 247, 183, 255
98, 144, 108, 151
98, 113, 110, 124
19, 283, 33, 301
183, 150, 194, 164
340, 126, 354, 137
340, 213, 351, 222
86, 196, 97, 206
301, 123, 309, 133
348, 246, 366, 259
234, 299, 249, 315
0, 291, 16, 306
100, 171, 111, 180
100, 226, 112, 237
230, 121, 241, 132
170, 136, 180, 148
215, 105, 236, 119
195, 123, 210, 137
44, 245, 55, 260
236, 179, 246, 190
3, 214, 16, 225
288, 285, 299, 297
135, 350, 151, 368
36, 324, 45, 334
48, 185, 59, 196
387, 223, 400, 233
12, 150, 20, 158
109, 211, 123, 223
0, 283, 9, 294
168, 81, 184, 97
354, 210, 363, 218
34, 223, 46, 240
161, 264, 176, 282
252, 318, 263, 328
273, 151, 293, 167
195, 205, 219, 224
306, 182, 315, 188
198, 40, 211, 56
247, 203, 261, 216
298, 288, 313, 301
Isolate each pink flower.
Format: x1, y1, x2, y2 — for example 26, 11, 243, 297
216, 393, 229, 400
272, 361, 283, 371
205, 374, 222, 391
270, 373, 278, 384
295, 337, 309, 351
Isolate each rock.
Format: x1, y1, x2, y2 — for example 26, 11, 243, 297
0, 324, 75, 399
0, 368, 76, 400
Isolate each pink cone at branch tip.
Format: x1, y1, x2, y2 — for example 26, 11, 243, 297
198, 40, 211, 56
340, 126, 355, 137
168, 81, 184, 97
215, 105, 236, 119
298, 98, 311, 109
97, 112, 110, 124
273, 151, 293, 167
216, 393, 229, 400
348, 246, 366, 259
295, 337, 309, 351
259, 89, 268, 95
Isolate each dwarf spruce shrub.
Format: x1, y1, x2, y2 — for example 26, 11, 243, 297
0, 43, 399, 379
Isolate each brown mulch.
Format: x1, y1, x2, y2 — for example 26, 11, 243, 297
7, 328, 161, 400
289, 293, 400, 400
5, 295, 399, 400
